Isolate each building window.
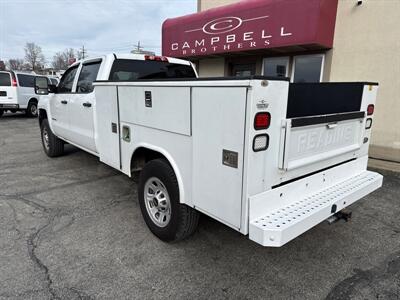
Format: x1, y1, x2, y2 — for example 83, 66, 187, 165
292, 54, 324, 83
231, 63, 256, 77
262, 57, 289, 78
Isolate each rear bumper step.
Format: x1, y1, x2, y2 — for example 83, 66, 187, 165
249, 170, 382, 247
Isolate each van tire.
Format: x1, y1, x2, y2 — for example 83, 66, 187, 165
0, 109, 3, 117
40, 119, 64, 157
138, 158, 199, 242
26, 101, 38, 117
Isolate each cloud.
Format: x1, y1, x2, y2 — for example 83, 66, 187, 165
0, 0, 196, 63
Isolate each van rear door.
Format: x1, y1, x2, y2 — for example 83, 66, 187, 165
0, 72, 18, 108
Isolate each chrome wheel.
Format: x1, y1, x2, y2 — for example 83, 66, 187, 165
42, 127, 50, 151
144, 177, 171, 227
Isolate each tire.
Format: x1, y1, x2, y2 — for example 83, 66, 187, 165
26, 101, 38, 117
40, 119, 64, 157
138, 159, 199, 242
0, 109, 3, 117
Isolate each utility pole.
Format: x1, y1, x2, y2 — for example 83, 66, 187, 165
134, 41, 143, 53
81, 45, 86, 59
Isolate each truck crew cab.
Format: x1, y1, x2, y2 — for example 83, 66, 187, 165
35, 53, 382, 247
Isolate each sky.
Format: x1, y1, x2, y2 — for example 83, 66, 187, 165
0, 0, 196, 64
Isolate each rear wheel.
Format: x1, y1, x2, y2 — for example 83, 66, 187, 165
138, 159, 199, 242
40, 119, 64, 157
0, 109, 3, 117
26, 101, 38, 117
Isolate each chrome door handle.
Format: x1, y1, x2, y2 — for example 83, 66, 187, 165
83, 102, 92, 108
61, 100, 68, 104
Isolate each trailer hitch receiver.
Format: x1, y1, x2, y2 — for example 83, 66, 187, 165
327, 209, 352, 225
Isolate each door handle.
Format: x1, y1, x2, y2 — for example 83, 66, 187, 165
326, 123, 338, 129
61, 100, 68, 104
83, 102, 92, 108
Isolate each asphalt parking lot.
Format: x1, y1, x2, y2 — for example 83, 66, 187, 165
0, 114, 399, 300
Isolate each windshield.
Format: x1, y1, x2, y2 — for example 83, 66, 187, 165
109, 59, 196, 81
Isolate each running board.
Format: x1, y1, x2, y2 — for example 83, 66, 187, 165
249, 171, 382, 247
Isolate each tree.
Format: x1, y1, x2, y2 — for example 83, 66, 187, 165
51, 48, 76, 70
7, 58, 24, 70
52, 52, 66, 70
24, 42, 45, 71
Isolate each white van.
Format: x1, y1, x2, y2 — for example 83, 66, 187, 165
0, 71, 46, 117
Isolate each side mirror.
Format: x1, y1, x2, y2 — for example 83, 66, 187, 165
48, 84, 57, 93
34, 77, 49, 95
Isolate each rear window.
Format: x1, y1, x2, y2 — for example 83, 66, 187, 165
109, 59, 196, 81
17, 74, 35, 87
0, 73, 11, 86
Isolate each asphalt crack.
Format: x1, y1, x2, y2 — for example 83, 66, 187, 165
27, 213, 60, 300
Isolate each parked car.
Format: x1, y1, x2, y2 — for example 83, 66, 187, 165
0, 71, 47, 117
34, 53, 382, 247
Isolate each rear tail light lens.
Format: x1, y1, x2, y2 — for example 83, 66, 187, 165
11, 72, 17, 86
365, 118, 372, 129
367, 104, 374, 115
254, 112, 271, 130
253, 134, 269, 152
145, 55, 169, 62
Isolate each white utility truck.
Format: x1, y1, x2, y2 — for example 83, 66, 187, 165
35, 54, 382, 247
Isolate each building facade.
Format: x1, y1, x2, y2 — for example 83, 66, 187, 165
162, 0, 400, 163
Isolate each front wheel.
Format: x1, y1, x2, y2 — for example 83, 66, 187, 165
40, 119, 64, 157
138, 159, 199, 242
0, 109, 3, 117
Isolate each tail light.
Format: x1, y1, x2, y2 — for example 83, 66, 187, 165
11, 73, 17, 87
254, 112, 271, 130
367, 104, 374, 116
145, 55, 169, 62
253, 134, 269, 152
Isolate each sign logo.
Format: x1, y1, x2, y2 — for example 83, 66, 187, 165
202, 17, 242, 34
185, 15, 269, 35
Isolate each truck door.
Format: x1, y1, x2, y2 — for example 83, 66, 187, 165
50, 65, 79, 139
68, 60, 101, 152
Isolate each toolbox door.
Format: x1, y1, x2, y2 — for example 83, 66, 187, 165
192, 87, 247, 229
95, 85, 121, 170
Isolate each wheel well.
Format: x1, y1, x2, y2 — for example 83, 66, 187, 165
38, 109, 47, 126
29, 98, 38, 104
130, 147, 167, 173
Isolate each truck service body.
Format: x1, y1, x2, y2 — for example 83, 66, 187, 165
36, 53, 382, 247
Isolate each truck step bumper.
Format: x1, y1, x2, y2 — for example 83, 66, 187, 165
249, 170, 383, 247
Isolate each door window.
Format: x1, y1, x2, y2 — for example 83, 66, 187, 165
76, 61, 101, 93
263, 57, 289, 78
292, 55, 324, 83
0, 73, 11, 86
58, 66, 78, 93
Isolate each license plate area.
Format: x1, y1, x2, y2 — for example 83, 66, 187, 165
279, 112, 364, 170
0, 91, 7, 97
